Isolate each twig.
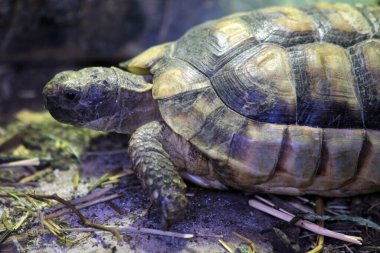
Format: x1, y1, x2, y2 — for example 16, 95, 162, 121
194, 232, 224, 238
219, 239, 233, 253
89, 169, 134, 191
232, 231, 256, 252
107, 200, 128, 215
344, 244, 355, 253
254, 195, 294, 216
28, 193, 122, 240
307, 234, 324, 253
49, 186, 114, 212
301, 213, 380, 232
45, 193, 122, 219
73, 168, 80, 190
0, 230, 12, 245
118, 226, 193, 239
0, 158, 41, 168
248, 199, 363, 245
287, 200, 315, 214
296, 196, 340, 216
306, 197, 325, 253
39, 226, 194, 239
0, 182, 38, 187
18, 168, 53, 184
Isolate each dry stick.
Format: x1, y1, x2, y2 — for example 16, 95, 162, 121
307, 198, 325, 253
49, 186, 114, 212
0, 158, 41, 168
73, 168, 80, 190
18, 168, 53, 184
248, 199, 363, 245
107, 200, 128, 215
344, 244, 355, 253
287, 200, 315, 214
219, 239, 234, 253
45, 193, 122, 219
89, 169, 134, 191
254, 195, 296, 216
296, 196, 340, 216
106, 226, 193, 239
194, 232, 224, 238
28, 193, 122, 240
41, 226, 194, 239
232, 231, 257, 251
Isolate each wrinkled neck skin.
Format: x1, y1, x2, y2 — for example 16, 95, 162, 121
84, 68, 162, 134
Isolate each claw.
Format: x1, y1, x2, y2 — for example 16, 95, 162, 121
160, 194, 188, 229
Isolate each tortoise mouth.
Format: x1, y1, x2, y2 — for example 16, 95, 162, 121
43, 82, 85, 126
43, 93, 84, 126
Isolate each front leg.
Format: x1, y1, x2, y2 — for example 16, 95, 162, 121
128, 121, 188, 226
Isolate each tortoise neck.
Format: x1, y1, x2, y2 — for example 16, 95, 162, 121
113, 88, 162, 134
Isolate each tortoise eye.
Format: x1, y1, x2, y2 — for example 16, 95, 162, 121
64, 90, 79, 101
65, 92, 76, 100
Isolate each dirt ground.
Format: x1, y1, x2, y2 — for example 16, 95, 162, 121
0, 132, 277, 253
19, 170, 276, 253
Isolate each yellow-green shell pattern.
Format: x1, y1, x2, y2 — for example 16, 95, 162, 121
126, 3, 380, 196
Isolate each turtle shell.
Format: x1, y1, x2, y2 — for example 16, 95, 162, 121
130, 3, 380, 195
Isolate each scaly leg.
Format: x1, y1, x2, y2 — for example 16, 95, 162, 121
128, 121, 188, 226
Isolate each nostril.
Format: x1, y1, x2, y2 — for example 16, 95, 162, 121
42, 84, 53, 97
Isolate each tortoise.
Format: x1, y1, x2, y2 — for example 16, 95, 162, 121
43, 3, 380, 225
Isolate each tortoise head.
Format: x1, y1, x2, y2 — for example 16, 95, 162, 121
43, 67, 158, 133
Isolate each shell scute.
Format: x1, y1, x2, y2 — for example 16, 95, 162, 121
264, 125, 322, 189
189, 106, 247, 166
304, 3, 372, 47
158, 87, 223, 140
151, 58, 210, 99
289, 43, 362, 128
308, 128, 364, 191
349, 39, 380, 128
346, 130, 380, 193
173, 18, 257, 77
211, 44, 296, 124
240, 7, 318, 47
225, 120, 286, 188
355, 4, 380, 38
